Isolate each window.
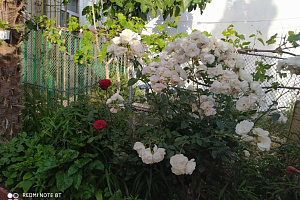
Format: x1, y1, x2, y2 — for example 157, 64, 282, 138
60, 0, 79, 27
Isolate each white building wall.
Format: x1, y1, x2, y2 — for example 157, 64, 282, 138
144, 0, 300, 54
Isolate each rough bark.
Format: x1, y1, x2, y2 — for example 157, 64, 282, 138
0, 0, 25, 142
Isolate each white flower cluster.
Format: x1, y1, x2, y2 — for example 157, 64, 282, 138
133, 142, 166, 164
170, 154, 196, 175
133, 142, 196, 175
140, 30, 265, 113
107, 29, 143, 57
192, 95, 217, 117
235, 120, 271, 151
277, 56, 300, 75
106, 93, 124, 113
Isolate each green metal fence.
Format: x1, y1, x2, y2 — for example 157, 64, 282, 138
22, 30, 110, 106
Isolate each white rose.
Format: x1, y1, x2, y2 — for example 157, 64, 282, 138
223, 70, 238, 80
106, 98, 113, 105
152, 83, 167, 92
186, 159, 196, 175
220, 82, 232, 95
207, 64, 223, 78
277, 113, 288, 124
109, 107, 118, 113
130, 40, 144, 55
133, 142, 145, 155
112, 37, 121, 45
196, 64, 207, 72
236, 96, 256, 112
210, 80, 222, 94
256, 136, 271, 151
149, 75, 160, 83
242, 135, 254, 142
235, 120, 254, 135
201, 53, 215, 64
107, 44, 117, 54
152, 145, 166, 163
184, 42, 200, 58
243, 150, 250, 157
170, 154, 188, 175
120, 29, 138, 44
204, 107, 216, 116
141, 148, 153, 164
252, 128, 271, 151
142, 66, 155, 75
239, 69, 253, 82
114, 46, 128, 56
252, 128, 269, 138
250, 81, 264, 97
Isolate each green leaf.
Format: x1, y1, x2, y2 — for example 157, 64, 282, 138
16, 180, 34, 193
128, 78, 138, 86
82, 153, 98, 158
249, 34, 256, 38
23, 172, 33, 180
211, 151, 218, 159
182, 0, 192, 10
271, 113, 280, 121
74, 158, 92, 168
157, 25, 166, 31
95, 190, 103, 200
266, 33, 277, 45
5, 178, 14, 186
68, 164, 79, 176
181, 121, 189, 129
216, 120, 224, 130
257, 38, 265, 46
56, 171, 73, 192
25, 20, 36, 30
92, 160, 105, 171
73, 170, 82, 190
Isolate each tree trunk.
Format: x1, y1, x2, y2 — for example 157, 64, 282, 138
0, 0, 25, 142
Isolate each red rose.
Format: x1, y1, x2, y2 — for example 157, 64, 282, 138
99, 79, 112, 90
94, 120, 107, 130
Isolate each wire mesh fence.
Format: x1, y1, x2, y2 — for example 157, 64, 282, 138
22, 30, 109, 107
240, 52, 300, 109
22, 30, 299, 110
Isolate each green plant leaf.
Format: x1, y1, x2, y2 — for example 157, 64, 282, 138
181, 121, 189, 129
128, 78, 138, 86
73, 170, 82, 190
257, 38, 265, 46
74, 158, 92, 168
266, 33, 277, 45
16, 180, 34, 193
56, 171, 73, 192
23, 172, 33, 180
271, 113, 280, 122
68, 164, 79, 176
157, 25, 166, 31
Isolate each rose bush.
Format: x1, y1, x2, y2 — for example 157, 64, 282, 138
103, 28, 288, 199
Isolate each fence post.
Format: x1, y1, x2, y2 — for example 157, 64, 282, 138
41, 32, 45, 93
67, 33, 71, 105
78, 38, 85, 96
32, 30, 37, 84
73, 37, 78, 101
23, 39, 28, 82
60, 34, 64, 106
